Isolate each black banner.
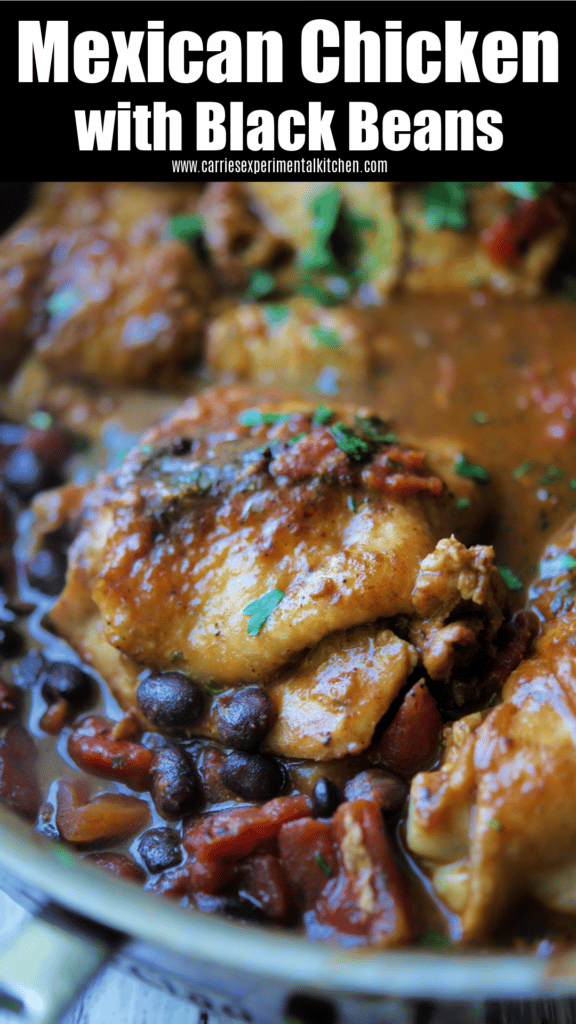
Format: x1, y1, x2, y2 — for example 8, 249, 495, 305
2, 2, 572, 180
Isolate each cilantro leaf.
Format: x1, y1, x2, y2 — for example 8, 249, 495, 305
312, 405, 334, 426
238, 409, 290, 427
512, 461, 533, 480
539, 554, 576, 580
314, 852, 334, 878
500, 182, 552, 200
329, 422, 373, 461
167, 213, 204, 243
423, 182, 469, 232
243, 588, 284, 636
454, 456, 491, 482
263, 304, 290, 326
497, 566, 523, 591
46, 287, 81, 318
310, 325, 342, 350
354, 415, 397, 443
246, 268, 276, 300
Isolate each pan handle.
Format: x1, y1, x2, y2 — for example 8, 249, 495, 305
0, 912, 115, 1024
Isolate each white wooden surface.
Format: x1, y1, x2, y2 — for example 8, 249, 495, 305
0, 889, 217, 1024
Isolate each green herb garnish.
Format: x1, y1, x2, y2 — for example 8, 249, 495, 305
454, 456, 491, 482
312, 405, 334, 426
539, 554, 576, 580
243, 588, 284, 636
140, 444, 154, 456
423, 182, 469, 232
314, 852, 334, 879
297, 280, 341, 306
28, 410, 53, 430
167, 213, 204, 243
512, 461, 533, 480
246, 268, 276, 300
541, 465, 564, 485
472, 411, 489, 424
263, 304, 290, 326
238, 409, 290, 427
500, 182, 552, 200
310, 325, 342, 350
348, 495, 357, 513
489, 818, 502, 830
420, 931, 451, 951
497, 567, 523, 591
354, 415, 397, 443
289, 432, 308, 446
455, 496, 470, 510
329, 422, 373, 461
46, 287, 80, 318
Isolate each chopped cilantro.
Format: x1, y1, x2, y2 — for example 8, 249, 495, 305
512, 460, 533, 480
423, 182, 469, 232
28, 410, 53, 430
354, 415, 397, 443
246, 268, 276, 300
314, 852, 334, 878
571, 479, 576, 490
289, 432, 308, 446
541, 465, 564, 485
238, 409, 290, 427
420, 931, 451, 951
454, 456, 491, 482
263, 303, 290, 326
243, 588, 284, 636
297, 280, 341, 306
455, 496, 470, 511
330, 422, 373, 461
347, 495, 357, 513
500, 182, 552, 200
312, 405, 334, 426
472, 411, 489, 424
140, 444, 154, 456
539, 554, 576, 580
310, 325, 342, 350
167, 213, 204, 243
46, 287, 80, 318
497, 566, 523, 591
489, 817, 502, 830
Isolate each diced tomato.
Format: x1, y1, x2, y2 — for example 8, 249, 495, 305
278, 817, 337, 904
372, 680, 442, 774
55, 780, 150, 844
481, 197, 563, 269
235, 853, 289, 920
67, 715, 153, 791
183, 794, 311, 894
310, 799, 413, 947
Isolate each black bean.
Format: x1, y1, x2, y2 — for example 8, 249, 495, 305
25, 549, 67, 595
310, 777, 344, 819
40, 661, 93, 707
137, 827, 182, 873
195, 892, 265, 922
150, 746, 201, 819
0, 624, 23, 659
169, 437, 192, 456
344, 770, 408, 815
1, 448, 57, 500
136, 672, 204, 729
220, 751, 285, 802
217, 687, 272, 751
